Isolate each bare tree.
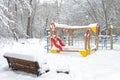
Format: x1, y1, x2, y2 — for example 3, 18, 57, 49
26, 0, 32, 38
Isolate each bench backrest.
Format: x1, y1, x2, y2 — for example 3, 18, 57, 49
4, 56, 40, 75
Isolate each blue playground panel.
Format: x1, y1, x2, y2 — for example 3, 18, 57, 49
44, 29, 50, 53
98, 35, 119, 49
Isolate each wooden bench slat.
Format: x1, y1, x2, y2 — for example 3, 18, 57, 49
4, 56, 40, 76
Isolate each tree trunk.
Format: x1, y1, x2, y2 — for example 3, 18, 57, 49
26, 0, 32, 38
86, 0, 98, 22
27, 16, 32, 38
102, 0, 109, 34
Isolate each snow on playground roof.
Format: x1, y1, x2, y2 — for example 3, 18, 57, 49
54, 23, 98, 29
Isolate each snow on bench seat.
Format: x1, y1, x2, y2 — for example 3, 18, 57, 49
4, 52, 37, 62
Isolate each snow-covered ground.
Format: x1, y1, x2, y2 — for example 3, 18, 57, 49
0, 38, 120, 80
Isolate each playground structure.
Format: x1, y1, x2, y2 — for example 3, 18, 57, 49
98, 25, 113, 49
48, 22, 99, 57
44, 22, 114, 57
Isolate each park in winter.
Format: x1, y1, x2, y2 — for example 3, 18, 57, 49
0, 0, 120, 80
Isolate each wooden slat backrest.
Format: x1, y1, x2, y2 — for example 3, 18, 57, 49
4, 56, 40, 76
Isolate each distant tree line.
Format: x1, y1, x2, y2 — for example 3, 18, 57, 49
0, 0, 120, 40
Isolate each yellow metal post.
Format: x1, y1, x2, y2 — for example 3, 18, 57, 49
80, 50, 87, 57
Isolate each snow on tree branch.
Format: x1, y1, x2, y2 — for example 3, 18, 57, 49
0, 0, 32, 28
16, 0, 32, 16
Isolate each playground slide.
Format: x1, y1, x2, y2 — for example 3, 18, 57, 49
57, 37, 65, 46
51, 38, 63, 51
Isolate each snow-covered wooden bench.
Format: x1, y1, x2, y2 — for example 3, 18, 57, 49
3, 53, 49, 76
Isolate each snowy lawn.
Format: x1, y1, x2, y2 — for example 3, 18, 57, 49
0, 38, 120, 80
